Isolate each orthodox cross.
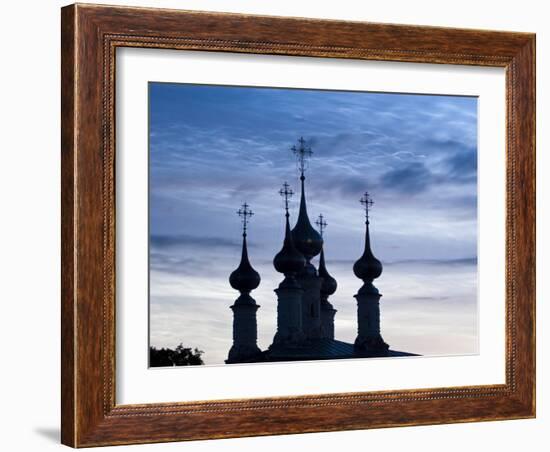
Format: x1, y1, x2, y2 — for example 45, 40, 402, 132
279, 182, 294, 216
360, 192, 374, 224
237, 202, 254, 236
291, 136, 313, 178
315, 214, 327, 238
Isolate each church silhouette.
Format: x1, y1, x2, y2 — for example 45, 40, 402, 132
226, 138, 414, 364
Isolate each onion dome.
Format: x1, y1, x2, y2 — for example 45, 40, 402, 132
230, 203, 260, 294
230, 234, 261, 294
274, 215, 306, 275
274, 182, 306, 275
291, 175, 323, 261
319, 248, 337, 296
353, 192, 382, 283
353, 222, 383, 282
315, 214, 337, 296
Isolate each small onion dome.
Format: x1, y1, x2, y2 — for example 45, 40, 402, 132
353, 223, 383, 282
274, 216, 306, 275
291, 178, 323, 260
318, 248, 337, 296
229, 235, 260, 293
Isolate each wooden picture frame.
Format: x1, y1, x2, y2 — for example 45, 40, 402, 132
61, 3, 535, 447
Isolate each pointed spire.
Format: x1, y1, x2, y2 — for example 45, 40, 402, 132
290, 137, 323, 262
316, 214, 337, 296
353, 192, 383, 282
229, 203, 260, 294
273, 183, 306, 276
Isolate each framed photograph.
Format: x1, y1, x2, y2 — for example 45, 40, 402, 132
61, 3, 535, 447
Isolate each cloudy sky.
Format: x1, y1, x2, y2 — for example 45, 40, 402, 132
148, 82, 478, 365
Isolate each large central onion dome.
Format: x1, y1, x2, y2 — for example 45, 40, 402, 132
230, 234, 261, 294
291, 176, 323, 261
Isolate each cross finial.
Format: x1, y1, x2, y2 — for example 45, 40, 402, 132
360, 192, 374, 224
237, 202, 254, 236
291, 136, 313, 178
279, 182, 294, 216
315, 214, 327, 238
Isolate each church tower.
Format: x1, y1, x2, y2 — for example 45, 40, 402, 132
272, 182, 307, 346
226, 203, 262, 364
316, 214, 337, 340
353, 192, 389, 356
290, 138, 324, 339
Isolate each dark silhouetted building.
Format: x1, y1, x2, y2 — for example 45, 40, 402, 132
226, 138, 414, 364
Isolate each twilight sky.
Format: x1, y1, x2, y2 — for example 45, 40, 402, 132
148, 82, 478, 365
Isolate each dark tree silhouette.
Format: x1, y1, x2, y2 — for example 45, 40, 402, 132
149, 343, 205, 367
